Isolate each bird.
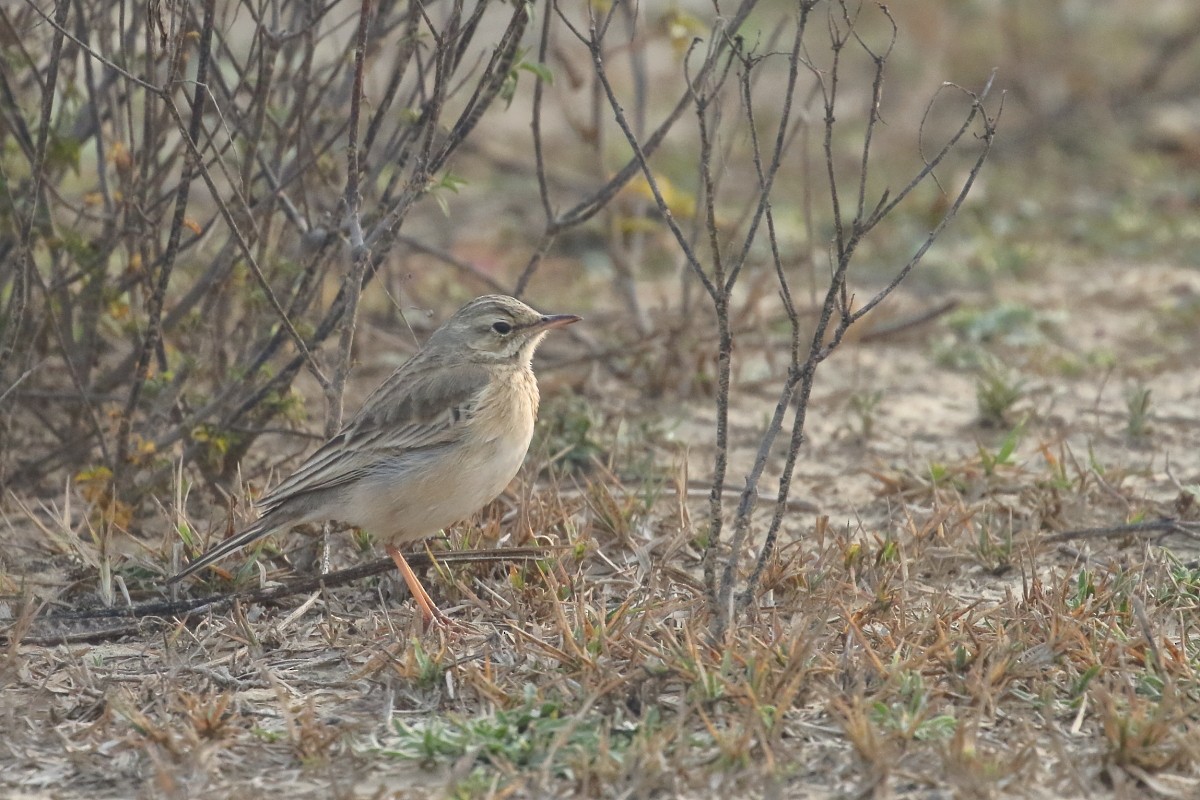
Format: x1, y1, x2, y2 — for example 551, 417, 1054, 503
168, 294, 581, 624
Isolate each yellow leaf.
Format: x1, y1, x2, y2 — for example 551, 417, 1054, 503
109, 141, 133, 172
622, 172, 697, 219
103, 498, 134, 530
107, 298, 130, 321
75, 466, 114, 506
615, 215, 663, 236
658, 9, 709, 57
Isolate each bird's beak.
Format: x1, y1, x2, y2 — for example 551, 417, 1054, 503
529, 313, 582, 331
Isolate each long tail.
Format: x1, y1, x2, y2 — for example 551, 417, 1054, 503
167, 513, 287, 584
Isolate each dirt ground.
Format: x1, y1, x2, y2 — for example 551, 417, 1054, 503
4, 256, 1199, 799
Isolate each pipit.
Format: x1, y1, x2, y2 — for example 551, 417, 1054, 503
168, 295, 580, 623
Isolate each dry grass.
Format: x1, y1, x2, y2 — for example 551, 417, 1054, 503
4, 265, 1200, 798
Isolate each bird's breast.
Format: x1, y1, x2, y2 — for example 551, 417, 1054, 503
472, 366, 539, 447
353, 366, 540, 545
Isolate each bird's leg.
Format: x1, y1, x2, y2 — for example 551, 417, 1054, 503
386, 545, 452, 627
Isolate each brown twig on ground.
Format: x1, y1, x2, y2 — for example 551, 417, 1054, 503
858, 299, 960, 342
1042, 518, 1200, 544
2, 546, 558, 646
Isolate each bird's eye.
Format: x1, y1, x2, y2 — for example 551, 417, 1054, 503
492, 321, 513, 335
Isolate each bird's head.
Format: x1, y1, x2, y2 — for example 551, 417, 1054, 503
427, 295, 580, 365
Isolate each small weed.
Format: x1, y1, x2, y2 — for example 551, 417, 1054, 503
870, 671, 957, 741
174, 519, 198, 551
289, 700, 344, 763
1099, 692, 1188, 772
375, 688, 633, 779
536, 394, 605, 472
934, 302, 1057, 370
352, 527, 374, 552
971, 516, 1014, 572
927, 462, 951, 487
178, 691, 237, 741
875, 536, 900, 566
1125, 384, 1152, 438
410, 637, 447, 687
1070, 665, 1103, 705
848, 390, 884, 439
446, 768, 495, 800
977, 423, 1022, 475
585, 480, 640, 540
975, 357, 1026, 427
1037, 441, 1072, 489
948, 302, 1044, 346
251, 727, 286, 743
1153, 552, 1200, 607
1068, 569, 1097, 609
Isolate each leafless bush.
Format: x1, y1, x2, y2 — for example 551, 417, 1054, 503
566, 0, 999, 636
0, 1, 535, 514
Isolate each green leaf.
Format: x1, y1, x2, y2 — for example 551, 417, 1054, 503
519, 60, 553, 85
46, 131, 82, 174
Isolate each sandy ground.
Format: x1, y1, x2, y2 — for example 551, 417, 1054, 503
2, 259, 1199, 799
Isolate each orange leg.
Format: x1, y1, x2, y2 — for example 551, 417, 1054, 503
386, 545, 451, 627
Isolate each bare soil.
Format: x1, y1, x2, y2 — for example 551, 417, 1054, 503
3, 260, 1199, 800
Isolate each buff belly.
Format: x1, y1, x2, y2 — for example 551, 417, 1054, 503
341, 391, 536, 544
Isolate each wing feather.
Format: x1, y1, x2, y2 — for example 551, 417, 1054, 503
257, 360, 490, 513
